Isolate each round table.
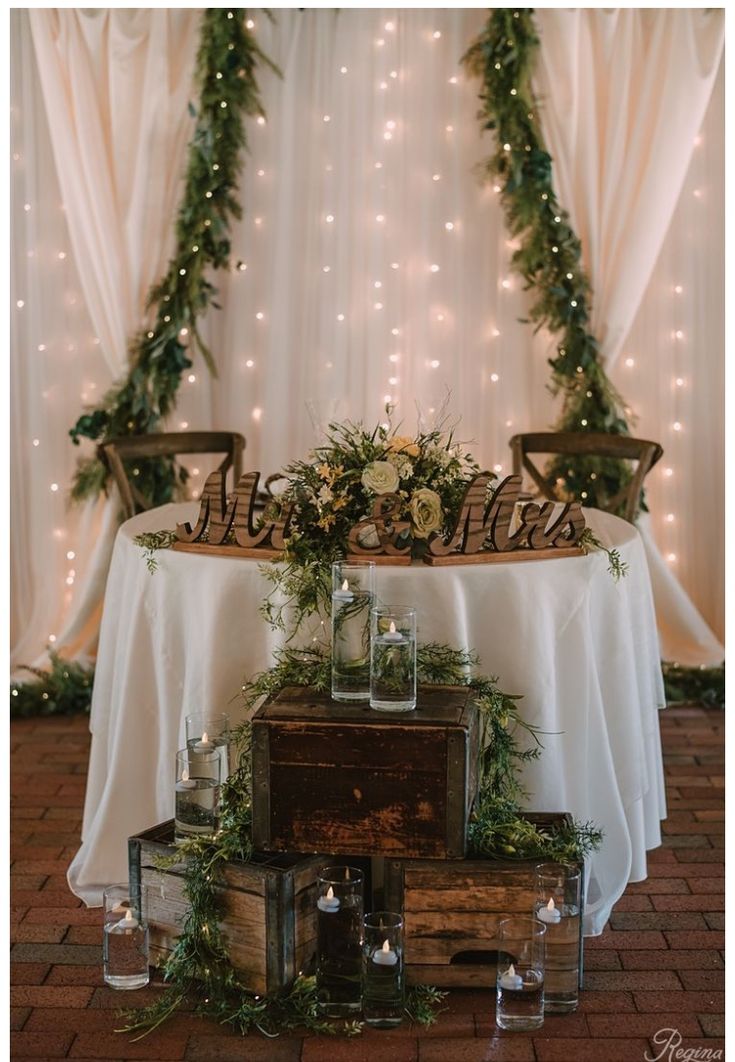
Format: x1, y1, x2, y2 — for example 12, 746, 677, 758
68, 502, 666, 934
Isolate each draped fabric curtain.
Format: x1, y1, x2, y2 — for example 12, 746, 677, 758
533, 8, 725, 662
10, 10, 200, 669
10, 8, 724, 674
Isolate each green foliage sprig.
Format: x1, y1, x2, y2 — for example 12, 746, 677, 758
10, 652, 95, 718
578, 528, 629, 582
463, 11, 637, 517
662, 662, 725, 709
70, 10, 276, 508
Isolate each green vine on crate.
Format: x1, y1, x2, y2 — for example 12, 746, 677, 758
463, 10, 638, 517
121, 641, 600, 1040
69, 10, 277, 509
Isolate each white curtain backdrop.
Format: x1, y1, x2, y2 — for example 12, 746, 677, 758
11, 10, 200, 668
10, 8, 724, 675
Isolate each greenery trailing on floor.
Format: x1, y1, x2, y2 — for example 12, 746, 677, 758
463, 10, 638, 517
662, 662, 725, 710
121, 640, 600, 1040
10, 653, 95, 719
69, 10, 276, 508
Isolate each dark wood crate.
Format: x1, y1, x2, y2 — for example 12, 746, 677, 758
383, 813, 584, 988
128, 820, 324, 995
251, 684, 480, 859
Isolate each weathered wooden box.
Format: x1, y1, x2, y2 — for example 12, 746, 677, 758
383, 813, 584, 988
128, 820, 323, 994
251, 685, 480, 859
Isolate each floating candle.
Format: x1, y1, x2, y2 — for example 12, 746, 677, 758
498, 963, 523, 990
537, 897, 562, 924
317, 885, 341, 913
333, 579, 354, 602
194, 731, 214, 752
381, 620, 404, 643
372, 937, 398, 966
178, 768, 196, 789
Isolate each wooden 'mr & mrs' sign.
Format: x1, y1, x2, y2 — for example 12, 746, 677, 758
173, 469, 586, 565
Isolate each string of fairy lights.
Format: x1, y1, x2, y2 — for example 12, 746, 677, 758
11, 10, 717, 651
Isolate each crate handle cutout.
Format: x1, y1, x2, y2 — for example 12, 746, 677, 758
450, 949, 500, 966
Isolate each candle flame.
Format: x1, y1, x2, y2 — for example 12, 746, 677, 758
326, 886, 334, 900
202, 731, 209, 744
546, 897, 556, 912
341, 578, 349, 591
382, 938, 390, 953
182, 768, 189, 782
124, 908, 134, 923
508, 963, 516, 977
345, 867, 351, 881
389, 620, 396, 634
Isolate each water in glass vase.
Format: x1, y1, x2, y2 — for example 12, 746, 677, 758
363, 955, 404, 1027
174, 779, 220, 841
496, 968, 545, 1031
332, 592, 372, 702
370, 636, 416, 712
534, 902, 580, 1011
316, 904, 363, 1015
103, 917, 149, 989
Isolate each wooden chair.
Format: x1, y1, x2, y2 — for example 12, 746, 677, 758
100, 431, 245, 520
509, 432, 663, 523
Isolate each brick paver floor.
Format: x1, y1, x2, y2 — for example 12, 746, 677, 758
10, 704, 724, 1061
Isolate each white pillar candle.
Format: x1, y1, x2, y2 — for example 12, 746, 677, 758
537, 897, 562, 924
194, 731, 214, 752
381, 621, 404, 643
372, 938, 398, 966
115, 907, 139, 932
317, 885, 341, 912
333, 579, 354, 602
498, 963, 523, 990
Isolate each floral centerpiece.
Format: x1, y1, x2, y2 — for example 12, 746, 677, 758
261, 410, 487, 630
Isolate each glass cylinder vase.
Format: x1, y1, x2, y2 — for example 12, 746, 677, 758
331, 561, 376, 703
370, 605, 417, 713
185, 711, 231, 783
102, 882, 149, 989
363, 911, 404, 1027
316, 865, 365, 1016
174, 747, 221, 842
496, 915, 546, 1031
534, 862, 582, 1012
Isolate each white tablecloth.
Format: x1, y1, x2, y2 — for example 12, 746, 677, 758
68, 503, 666, 934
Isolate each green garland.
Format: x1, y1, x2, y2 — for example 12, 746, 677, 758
69, 10, 275, 508
463, 11, 637, 517
122, 641, 600, 1040
10, 652, 95, 718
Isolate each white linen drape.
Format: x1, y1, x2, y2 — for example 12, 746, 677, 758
532, 8, 725, 661
532, 8, 724, 370
11, 9, 724, 669
11, 10, 200, 667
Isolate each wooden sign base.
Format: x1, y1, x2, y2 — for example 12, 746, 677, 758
345, 553, 413, 566
423, 545, 584, 566
172, 542, 284, 561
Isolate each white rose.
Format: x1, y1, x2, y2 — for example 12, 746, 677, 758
361, 460, 400, 495
409, 488, 443, 539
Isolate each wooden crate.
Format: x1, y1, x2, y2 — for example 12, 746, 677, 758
251, 684, 480, 859
383, 813, 584, 988
128, 821, 324, 995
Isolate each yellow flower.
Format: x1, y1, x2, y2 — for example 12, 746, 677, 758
387, 435, 420, 458
317, 463, 332, 480
409, 488, 443, 539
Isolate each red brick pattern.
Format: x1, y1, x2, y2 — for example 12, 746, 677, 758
11, 705, 725, 1060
